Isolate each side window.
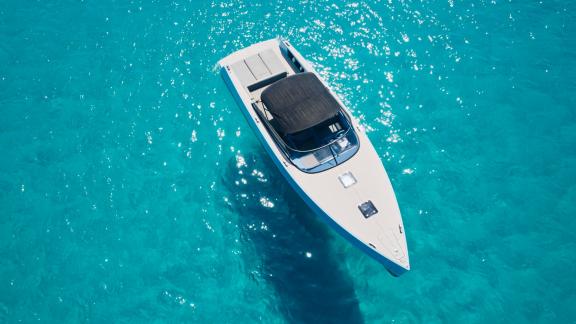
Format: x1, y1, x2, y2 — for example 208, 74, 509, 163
287, 51, 305, 72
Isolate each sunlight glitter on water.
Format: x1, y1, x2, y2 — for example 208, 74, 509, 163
1, 0, 575, 322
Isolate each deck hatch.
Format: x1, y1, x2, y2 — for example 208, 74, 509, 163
338, 172, 357, 188
244, 54, 271, 79
230, 61, 257, 86
358, 201, 378, 218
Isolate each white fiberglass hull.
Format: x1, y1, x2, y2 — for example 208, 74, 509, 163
219, 39, 409, 276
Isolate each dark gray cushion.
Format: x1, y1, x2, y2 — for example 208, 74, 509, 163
261, 72, 340, 135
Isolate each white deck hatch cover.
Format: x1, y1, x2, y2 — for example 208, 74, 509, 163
338, 172, 357, 188
244, 54, 270, 79
259, 49, 285, 75
230, 60, 257, 86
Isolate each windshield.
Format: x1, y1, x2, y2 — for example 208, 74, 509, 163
253, 101, 360, 174
281, 112, 360, 173
284, 116, 346, 151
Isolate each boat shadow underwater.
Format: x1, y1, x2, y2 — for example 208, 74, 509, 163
221, 150, 364, 324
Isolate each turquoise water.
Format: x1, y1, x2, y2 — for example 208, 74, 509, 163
1, 0, 575, 322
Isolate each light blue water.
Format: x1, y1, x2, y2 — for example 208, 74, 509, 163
1, 0, 575, 322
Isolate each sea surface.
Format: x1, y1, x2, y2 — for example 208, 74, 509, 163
1, 0, 575, 322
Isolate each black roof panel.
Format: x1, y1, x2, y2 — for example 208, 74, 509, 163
261, 72, 340, 135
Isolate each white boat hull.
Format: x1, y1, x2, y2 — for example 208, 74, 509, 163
219, 39, 409, 276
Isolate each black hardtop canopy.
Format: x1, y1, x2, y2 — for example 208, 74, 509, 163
261, 72, 340, 135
